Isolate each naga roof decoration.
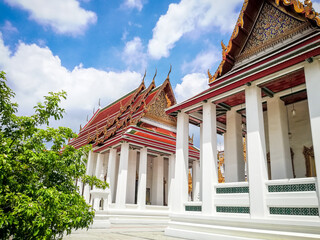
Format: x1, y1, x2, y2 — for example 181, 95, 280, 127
209, 0, 320, 84
69, 74, 177, 150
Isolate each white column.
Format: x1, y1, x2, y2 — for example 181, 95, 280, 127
304, 59, 320, 208
202, 102, 218, 214
115, 142, 130, 208
151, 156, 164, 205
168, 154, 175, 209
95, 153, 105, 180
245, 84, 268, 218
192, 160, 201, 201
84, 151, 97, 203
225, 109, 245, 182
267, 97, 292, 179
199, 124, 203, 201
93, 153, 105, 210
106, 148, 117, 204
137, 147, 148, 208
172, 112, 189, 212
126, 149, 137, 204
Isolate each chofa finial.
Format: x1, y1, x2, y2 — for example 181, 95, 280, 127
152, 68, 157, 84
142, 70, 146, 84
166, 64, 172, 80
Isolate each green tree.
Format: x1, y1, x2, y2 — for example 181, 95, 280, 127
0, 71, 108, 239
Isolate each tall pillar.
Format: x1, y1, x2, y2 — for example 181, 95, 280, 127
151, 156, 164, 205
92, 153, 105, 209
304, 59, 320, 209
245, 84, 268, 218
107, 148, 117, 204
202, 101, 218, 214
95, 153, 105, 180
172, 112, 189, 212
192, 160, 201, 201
225, 109, 245, 182
126, 150, 137, 204
137, 147, 148, 208
267, 97, 292, 179
168, 154, 175, 209
199, 124, 203, 201
84, 151, 97, 203
115, 142, 130, 208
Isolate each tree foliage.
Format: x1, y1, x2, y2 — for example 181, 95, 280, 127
0, 71, 108, 239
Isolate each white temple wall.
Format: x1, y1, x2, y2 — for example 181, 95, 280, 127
288, 100, 313, 178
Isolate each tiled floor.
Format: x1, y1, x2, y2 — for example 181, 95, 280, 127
64, 224, 185, 240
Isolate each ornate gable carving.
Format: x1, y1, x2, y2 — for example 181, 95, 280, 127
238, 1, 309, 61
145, 90, 176, 126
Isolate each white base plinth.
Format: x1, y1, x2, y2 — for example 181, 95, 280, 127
165, 214, 320, 240
90, 214, 111, 229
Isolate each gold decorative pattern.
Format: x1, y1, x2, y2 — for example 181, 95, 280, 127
239, 1, 308, 60
209, 0, 320, 84
145, 90, 176, 126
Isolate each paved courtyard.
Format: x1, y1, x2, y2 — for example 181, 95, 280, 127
64, 224, 186, 240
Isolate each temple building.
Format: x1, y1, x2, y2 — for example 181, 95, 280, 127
165, 0, 320, 239
69, 73, 199, 225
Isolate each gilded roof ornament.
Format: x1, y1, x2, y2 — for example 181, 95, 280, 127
209, 0, 249, 83
152, 68, 157, 84
208, 69, 214, 82
276, 0, 320, 25
142, 70, 146, 84
166, 65, 172, 80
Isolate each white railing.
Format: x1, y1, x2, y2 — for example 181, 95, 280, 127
214, 182, 250, 215
266, 177, 319, 217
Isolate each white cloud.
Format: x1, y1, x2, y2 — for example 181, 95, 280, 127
0, 33, 141, 132
123, 0, 144, 11
182, 47, 220, 73
4, 0, 97, 35
122, 37, 147, 72
0, 21, 18, 34
148, 0, 243, 59
174, 73, 208, 103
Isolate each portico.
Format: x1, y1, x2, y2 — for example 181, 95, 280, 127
165, 0, 320, 239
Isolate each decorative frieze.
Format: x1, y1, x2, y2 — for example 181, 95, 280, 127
185, 205, 202, 212
269, 207, 318, 216
216, 206, 250, 214
268, 183, 316, 192
216, 186, 249, 194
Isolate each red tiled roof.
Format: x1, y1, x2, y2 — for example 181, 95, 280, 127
69, 78, 176, 149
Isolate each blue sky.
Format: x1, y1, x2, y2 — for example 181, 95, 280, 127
1, 0, 319, 147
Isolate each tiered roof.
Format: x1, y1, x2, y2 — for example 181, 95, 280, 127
69, 75, 199, 158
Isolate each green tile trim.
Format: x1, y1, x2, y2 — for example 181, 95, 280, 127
216, 186, 249, 194
216, 206, 250, 214
270, 207, 319, 216
185, 205, 202, 212
268, 183, 316, 192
